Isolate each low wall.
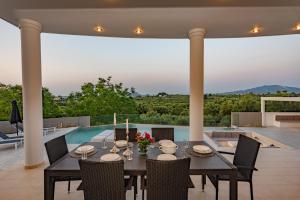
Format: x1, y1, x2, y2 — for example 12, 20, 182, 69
231, 112, 262, 127
0, 116, 90, 134
44, 116, 90, 128
264, 112, 300, 127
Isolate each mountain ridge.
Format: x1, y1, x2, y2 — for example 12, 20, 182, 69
223, 85, 300, 94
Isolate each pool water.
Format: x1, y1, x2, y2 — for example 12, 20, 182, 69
65, 124, 190, 144
65, 124, 238, 144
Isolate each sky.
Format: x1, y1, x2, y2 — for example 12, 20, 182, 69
0, 19, 300, 96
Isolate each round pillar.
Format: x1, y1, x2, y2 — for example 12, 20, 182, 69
189, 28, 206, 141
19, 19, 44, 168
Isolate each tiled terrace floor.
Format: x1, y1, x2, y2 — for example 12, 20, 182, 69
242, 127, 300, 149
1, 147, 300, 199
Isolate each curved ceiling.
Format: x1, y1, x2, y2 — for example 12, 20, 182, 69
1, 0, 300, 38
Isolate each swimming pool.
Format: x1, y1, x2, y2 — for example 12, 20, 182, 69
65, 124, 239, 144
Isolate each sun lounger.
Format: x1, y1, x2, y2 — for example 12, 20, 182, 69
0, 138, 23, 150
0, 131, 23, 140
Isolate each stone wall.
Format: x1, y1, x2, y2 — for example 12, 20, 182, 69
0, 116, 90, 134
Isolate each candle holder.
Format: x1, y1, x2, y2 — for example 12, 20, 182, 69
110, 124, 119, 153
123, 130, 133, 160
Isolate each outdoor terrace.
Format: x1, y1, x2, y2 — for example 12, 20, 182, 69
0, 126, 300, 199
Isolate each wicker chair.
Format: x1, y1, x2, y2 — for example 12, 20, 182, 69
78, 160, 134, 200
151, 127, 174, 141
207, 134, 261, 200
145, 158, 191, 200
115, 128, 138, 142
44, 135, 81, 193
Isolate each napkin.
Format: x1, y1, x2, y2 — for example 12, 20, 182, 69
115, 140, 127, 147
193, 145, 212, 154
75, 145, 95, 154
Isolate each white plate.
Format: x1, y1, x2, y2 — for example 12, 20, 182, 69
75, 145, 95, 154
157, 154, 177, 161
115, 140, 127, 147
193, 145, 212, 154
158, 140, 174, 146
100, 153, 122, 161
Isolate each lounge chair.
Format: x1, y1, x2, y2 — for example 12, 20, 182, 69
0, 133, 23, 150
0, 131, 24, 140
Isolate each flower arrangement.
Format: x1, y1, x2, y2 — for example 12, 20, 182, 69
136, 132, 154, 154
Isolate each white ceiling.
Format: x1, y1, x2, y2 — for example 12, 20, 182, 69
1, 0, 300, 38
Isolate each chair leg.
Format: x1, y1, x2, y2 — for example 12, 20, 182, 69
202, 174, 206, 191
134, 176, 138, 195
133, 177, 137, 200
68, 180, 71, 193
250, 181, 254, 200
215, 179, 219, 200
142, 189, 145, 200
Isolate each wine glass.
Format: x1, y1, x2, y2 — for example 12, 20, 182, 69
101, 137, 107, 149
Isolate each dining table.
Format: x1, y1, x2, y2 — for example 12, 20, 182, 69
44, 141, 238, 200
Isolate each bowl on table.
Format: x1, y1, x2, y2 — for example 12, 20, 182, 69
158, 140, 174, 146
159, 142, 178, 154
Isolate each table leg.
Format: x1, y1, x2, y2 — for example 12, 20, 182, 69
229, 171, 238, 200
44, 171, 55, 200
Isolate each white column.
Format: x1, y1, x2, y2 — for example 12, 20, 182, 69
189, 28, 206, 141
19, 19, 44, 168
261, 99, 265, 127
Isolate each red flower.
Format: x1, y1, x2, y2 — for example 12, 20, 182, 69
145, 132, 150, 139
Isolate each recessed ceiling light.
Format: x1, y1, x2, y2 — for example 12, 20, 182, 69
134, 26, 144, 35
94, 25, 104, 33
250, 25, 261, 34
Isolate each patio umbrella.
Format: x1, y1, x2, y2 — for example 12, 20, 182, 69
9, 100, 22, 136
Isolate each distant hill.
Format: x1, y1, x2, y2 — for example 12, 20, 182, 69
224, 85, 300, 94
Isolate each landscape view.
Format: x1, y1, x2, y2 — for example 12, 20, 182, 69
1, 79, 300, 127
1, 4, 300, 199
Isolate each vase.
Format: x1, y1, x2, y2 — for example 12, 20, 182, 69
138, 144, 149, 155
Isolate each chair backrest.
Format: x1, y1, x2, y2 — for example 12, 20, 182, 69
151, 128, 174, 141
0, 132, 9, 140
44, 135, 68, 164
79, 160, 126, 200
233, 134, 261, 180
115, 128, 137, 142
146, 158, 190, 200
